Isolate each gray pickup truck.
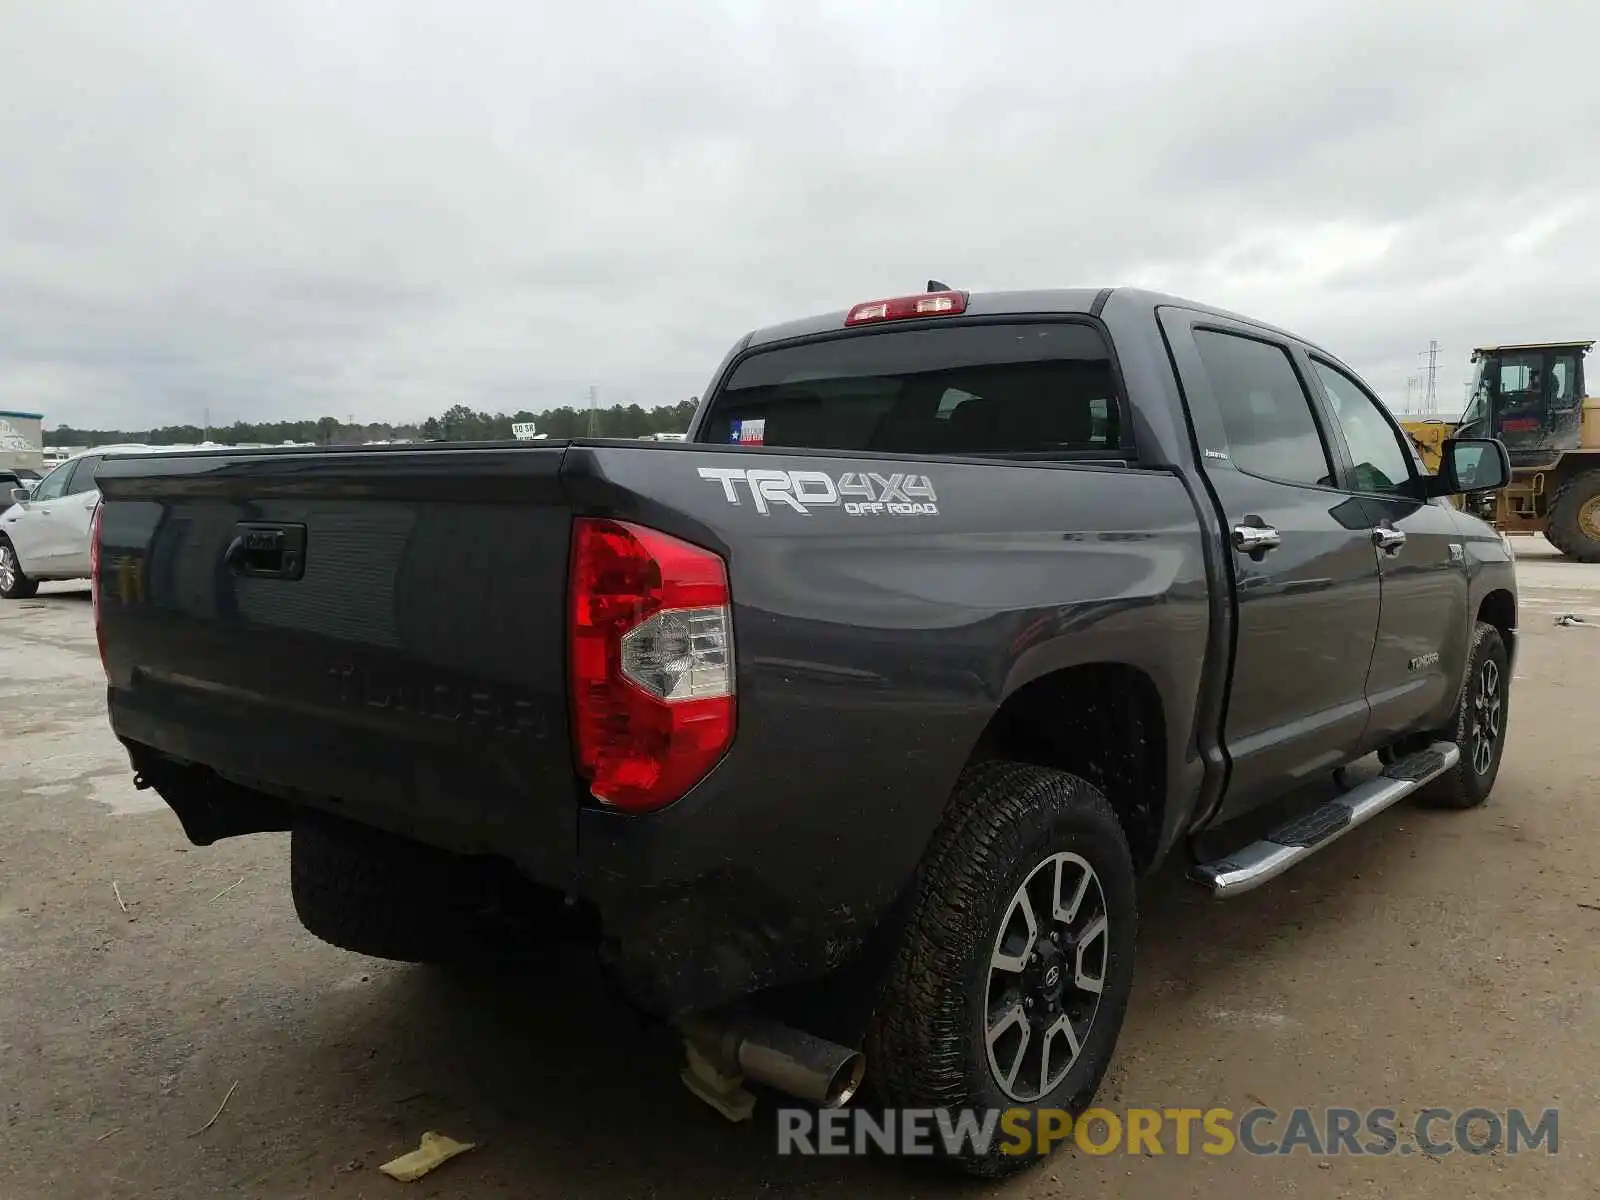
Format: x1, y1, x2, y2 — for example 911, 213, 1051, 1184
92, 287, 1515, 1174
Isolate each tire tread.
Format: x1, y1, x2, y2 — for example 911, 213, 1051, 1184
0, 537, 39, 601
1416, 621, 1508, 810
866, 761, 1135, 1175
1545, 470, 1600, 563
290, 813, 563, 962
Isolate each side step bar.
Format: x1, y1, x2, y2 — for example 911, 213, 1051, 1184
1190, 742, 1460, 898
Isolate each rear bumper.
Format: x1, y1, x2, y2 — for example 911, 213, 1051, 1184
111, 681, 579, 889
111, 683, 935, 1024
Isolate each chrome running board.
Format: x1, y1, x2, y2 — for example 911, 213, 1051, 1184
1191, 742, 1460, 898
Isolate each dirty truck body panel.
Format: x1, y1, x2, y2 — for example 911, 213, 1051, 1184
560, 441, 1210, 1005
93, 288, 1515, 1017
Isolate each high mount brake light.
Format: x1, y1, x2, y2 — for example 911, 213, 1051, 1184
569, 518, 735, 813
844, 290, 968, 326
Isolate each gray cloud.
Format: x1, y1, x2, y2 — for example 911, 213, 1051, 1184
2, 0, 1597, 429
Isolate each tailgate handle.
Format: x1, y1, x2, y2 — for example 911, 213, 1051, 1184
225, 523, 306, 580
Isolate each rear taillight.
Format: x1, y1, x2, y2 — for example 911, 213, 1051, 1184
844, 290, 968, 326
569, 518, 735, 813
89, 501, 108, 681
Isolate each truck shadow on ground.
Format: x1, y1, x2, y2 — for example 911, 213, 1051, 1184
24, 585, 91, 603
262, 945, 929, 1196
245, 780, 1451, 1195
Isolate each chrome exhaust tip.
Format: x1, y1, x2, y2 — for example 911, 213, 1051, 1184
681, 1015, 865, 1108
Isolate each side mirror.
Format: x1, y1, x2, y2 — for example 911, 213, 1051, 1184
9, 486, 30, 505
1427, 437, 1511, 497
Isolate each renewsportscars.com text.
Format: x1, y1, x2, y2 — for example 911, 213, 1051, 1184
776, 1106, 1560, 1158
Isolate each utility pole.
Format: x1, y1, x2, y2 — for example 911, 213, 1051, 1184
203, 407, 210, 442
587, 386, 599, 437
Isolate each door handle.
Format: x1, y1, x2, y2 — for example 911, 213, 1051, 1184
1372, 527, 1407, 554
1232, 523, 1281, 556
224, 522, 307, 580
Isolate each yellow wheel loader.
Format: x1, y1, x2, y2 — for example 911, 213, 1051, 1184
1405, 341, 1600, 561
1399, 417, 1454, 475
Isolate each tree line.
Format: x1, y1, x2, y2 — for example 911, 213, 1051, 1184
45, 399, 701, 448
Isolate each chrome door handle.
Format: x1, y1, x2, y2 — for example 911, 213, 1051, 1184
1232, 523, 1281, 555
1372, 527, 1407, 554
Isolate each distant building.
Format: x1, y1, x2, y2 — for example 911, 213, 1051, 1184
0, 410, 44, 472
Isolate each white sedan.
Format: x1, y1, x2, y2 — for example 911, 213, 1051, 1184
0, 445, 151, 599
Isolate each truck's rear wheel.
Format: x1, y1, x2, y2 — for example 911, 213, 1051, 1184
1414, 622, 1509, 810
1545, 469, 1600, 562
866, 762, 1137, 1176
290, 812, 574, 963
0, 538, 39, 600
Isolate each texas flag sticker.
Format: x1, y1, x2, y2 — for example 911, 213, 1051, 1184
731, 418, 766, 446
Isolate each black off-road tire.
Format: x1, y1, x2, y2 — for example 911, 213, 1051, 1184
291, 811, 570, 963
0, 537, 39, 600
1414, 622, 1510, 810
866, 761, 1138, 1177
1545, 469, 1600, 563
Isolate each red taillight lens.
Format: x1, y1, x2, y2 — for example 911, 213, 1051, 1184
89, 501, 108, 681
569, 518, 735, 812
844, 290, 968, 326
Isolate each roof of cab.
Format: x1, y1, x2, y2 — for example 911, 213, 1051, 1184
1471, 341, 1595, 355
742, 286, 1320, 354
744, 287, 1106, 347
59, 443, 231, 465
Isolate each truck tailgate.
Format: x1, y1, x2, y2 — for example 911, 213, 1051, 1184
95, 445, 578, 882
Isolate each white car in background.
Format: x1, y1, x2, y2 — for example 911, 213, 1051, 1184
0, 445, 153, 599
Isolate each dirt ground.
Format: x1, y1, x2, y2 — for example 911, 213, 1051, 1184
2, 538, 1598, 1199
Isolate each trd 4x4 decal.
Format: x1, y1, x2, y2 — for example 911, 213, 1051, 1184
697, 467, 939, 516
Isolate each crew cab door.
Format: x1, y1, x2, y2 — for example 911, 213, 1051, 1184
1304, 358, 1471, 742
46, 454, 104, 576
1159, 311, 1381, 820
0, 458, 75, 573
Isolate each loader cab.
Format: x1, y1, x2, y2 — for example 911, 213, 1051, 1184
1456, 341, 1592, 468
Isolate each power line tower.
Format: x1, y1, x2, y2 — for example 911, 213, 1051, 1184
587, 386, 599, 437
1424, 340, 1439, 415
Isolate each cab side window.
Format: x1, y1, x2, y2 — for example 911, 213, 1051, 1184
64, 455, 104, 496
1310, 361, 1414, 494
1193, 330, 1335, 487
27, 462, 73, 502
1551, 353, 1582, 412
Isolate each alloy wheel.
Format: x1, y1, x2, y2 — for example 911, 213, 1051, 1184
984, 851, 1108, 1102
1470, 657, 1502, 776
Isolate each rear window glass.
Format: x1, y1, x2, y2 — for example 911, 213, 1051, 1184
701, 322, 1122, 456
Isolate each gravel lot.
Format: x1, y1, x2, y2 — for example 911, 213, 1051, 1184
3, 538, 1598, 1199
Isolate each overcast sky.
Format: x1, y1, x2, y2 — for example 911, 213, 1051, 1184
3, 0, 1597, 430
